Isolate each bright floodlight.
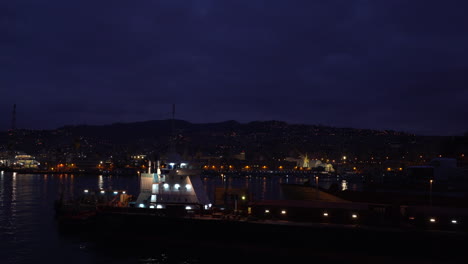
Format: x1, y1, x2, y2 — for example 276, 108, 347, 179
265, 209, 270, 213
452, 220, 458, 224
430, 218, 436, 223
113, 191, 118, 195
352, 214, 358, 219
139, 204, 145, 208
185, 206, 192, 210
323, 212, 329, 217
281, 210, 286, 215
156, 204, 163, 209
149, 205, 155, 209
100, 190, 105, 194
84, 189, 89, 193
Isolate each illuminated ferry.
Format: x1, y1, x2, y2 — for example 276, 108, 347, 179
134, 156, 211, 212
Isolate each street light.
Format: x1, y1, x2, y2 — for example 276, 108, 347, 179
429, 179, 433, 207
315, 176, 319, 200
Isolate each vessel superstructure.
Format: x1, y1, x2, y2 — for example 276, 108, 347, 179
135, 159, 211, 211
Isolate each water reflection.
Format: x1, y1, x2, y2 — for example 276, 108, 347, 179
341, 180, 348, 191
98, 175, 103, 189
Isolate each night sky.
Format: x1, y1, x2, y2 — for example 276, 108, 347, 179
1, 0, 467, 136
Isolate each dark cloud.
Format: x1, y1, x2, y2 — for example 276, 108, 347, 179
1, 0, 467, 135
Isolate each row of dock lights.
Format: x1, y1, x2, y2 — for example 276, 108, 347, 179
83, 189, 126, 194
410, 217, 459, 224
264, 209, 360, 220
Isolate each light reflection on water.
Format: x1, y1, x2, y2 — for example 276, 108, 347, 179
0, 172, 363, 263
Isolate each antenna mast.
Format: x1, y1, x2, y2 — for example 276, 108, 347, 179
11, 104, 16, 131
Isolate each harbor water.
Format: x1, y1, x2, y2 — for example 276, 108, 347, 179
0, 171, 366, 263
0, 171, 398, 264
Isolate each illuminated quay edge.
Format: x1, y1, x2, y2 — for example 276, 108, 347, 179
135, 159, 210, 210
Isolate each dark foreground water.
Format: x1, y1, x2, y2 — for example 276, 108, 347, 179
2, 171, 463, 264
1, 171, 360, 264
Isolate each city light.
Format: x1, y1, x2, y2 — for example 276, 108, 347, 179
281, 210, 287, 215
323, 212, 329, 217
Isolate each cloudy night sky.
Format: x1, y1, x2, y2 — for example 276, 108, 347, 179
1, 0, 467, 136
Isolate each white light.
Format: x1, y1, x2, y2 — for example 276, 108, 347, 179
281, 210, 286, 215
1, 171, 3, 175
204, 205, 208, 210
185, 206, 192, 210
84, 189, 89, 193
181, 163, 187, 166
163, 183, 169, 188
139, 204, 145, 208
185, 184, 192, 190
208, 203, 212, 208
265, 209, 270, 213
175, 184, 180, 189
122, 191, 126, 194
100, 190, 105, 194
430, 218, 436, 223
323, 212, 329, 217
352, 214, 358, 219
452, 220, 458, 224
169, 163, 175, 166
149, 205, 155, 209
156, 204, 163, 209
113, 191, 118, 195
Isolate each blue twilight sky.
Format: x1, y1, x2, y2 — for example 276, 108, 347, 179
1, 0, 467, 136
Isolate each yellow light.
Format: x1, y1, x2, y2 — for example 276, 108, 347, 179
399, 167, 403, 171
241, 196, 246, 200
353, 167, 357, 170
387, 167, 391, 171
